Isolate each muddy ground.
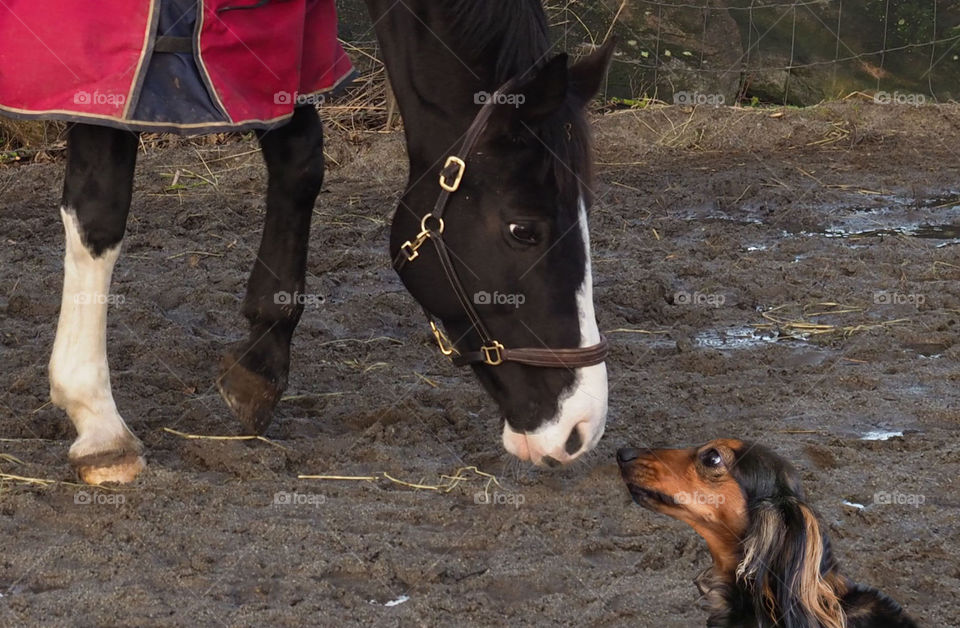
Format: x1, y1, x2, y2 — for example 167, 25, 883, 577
1, 103, 959, 627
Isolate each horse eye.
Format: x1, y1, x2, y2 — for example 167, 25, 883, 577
701, 448, 724, 469
509, 223, 539, 244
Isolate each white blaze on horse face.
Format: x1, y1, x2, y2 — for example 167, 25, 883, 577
49, 208, 141, 482
503, 199, 608, 465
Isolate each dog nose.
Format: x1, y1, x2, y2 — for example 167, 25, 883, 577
617, 447, 640, 464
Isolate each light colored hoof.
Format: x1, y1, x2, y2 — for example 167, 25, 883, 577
69, 433, 146, 485
74, 454, 146, 485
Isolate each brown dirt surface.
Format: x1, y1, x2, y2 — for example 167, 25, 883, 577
1, 102, 959, 626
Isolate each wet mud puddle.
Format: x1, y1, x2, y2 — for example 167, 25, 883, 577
686, 194, 960, 249
795, 194, 960, 247
629, 325, 813, 351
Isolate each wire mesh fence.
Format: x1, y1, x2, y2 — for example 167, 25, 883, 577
334, 0, 960, 116
545, 0, 960, 105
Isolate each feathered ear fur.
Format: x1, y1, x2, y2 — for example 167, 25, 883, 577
736, 499, 846, 628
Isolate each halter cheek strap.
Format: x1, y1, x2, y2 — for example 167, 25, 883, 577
392, 79, 609, 369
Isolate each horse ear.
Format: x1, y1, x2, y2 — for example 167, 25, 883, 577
568, 38, 616, 109
516, 53, 569, 122
736, 500, 846, 628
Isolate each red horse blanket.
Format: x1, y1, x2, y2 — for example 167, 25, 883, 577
0, 0, 354, 134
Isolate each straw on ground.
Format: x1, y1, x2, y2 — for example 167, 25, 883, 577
300, 466, 503, 497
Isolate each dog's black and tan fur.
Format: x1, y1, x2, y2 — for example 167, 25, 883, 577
617, 439, 917, 628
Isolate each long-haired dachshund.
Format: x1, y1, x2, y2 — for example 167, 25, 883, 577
617, 439, 917, 628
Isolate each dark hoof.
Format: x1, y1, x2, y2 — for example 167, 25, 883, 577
217, 352, 283, 435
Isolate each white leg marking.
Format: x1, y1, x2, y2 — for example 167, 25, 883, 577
503, 198, 609, 464
49, 208, 139, 469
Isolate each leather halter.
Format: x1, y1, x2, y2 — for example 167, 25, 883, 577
393, 79, 609, 369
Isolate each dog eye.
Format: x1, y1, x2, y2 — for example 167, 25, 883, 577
701, 448, 724, 468
509, 223, 539, 244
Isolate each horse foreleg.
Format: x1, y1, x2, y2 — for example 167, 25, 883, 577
49, 124, 144, 484
218, 106, 324, 435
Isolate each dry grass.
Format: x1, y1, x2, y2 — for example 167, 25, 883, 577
162, 427, 289, 451
299, 465, 504, 497
0, 120, 65, 163
754, 302, 910, 340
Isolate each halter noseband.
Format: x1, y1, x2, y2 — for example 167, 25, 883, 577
393, 79, 609, 369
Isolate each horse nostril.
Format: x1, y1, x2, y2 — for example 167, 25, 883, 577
564, 425, 583, 455
617, 447, 640, 464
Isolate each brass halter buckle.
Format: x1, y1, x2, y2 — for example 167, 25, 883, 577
481, 341, 505, 366
430, 321, 458, 356
400, 214, 446, 262
400, 231, 429, 262
439, 156, 466, 192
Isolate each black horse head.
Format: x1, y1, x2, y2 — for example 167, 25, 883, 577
369, 0, 614, 465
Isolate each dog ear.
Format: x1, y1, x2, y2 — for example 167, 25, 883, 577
737, 500, 846, 628
796, 505, 847, 628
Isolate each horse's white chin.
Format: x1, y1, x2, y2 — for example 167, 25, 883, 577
502, 362, 608, 466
